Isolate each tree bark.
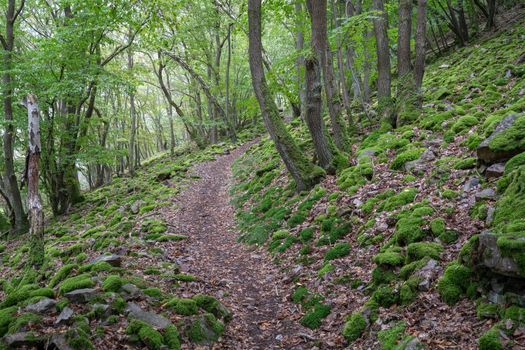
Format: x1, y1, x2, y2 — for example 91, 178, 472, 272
1, 0, 28, 234
306, 0, 348, 151
295, 1, 306, 119
25, 94, 44, 267
248, 0, 323, 192
414, 0, 428, 93
128, 33, 136, 176
372, 0, 393, 124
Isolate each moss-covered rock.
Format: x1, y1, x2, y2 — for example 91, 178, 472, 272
374, 247, 405, 267
437, 263, 472, 305
391, 149, 425, 170
102, 275, 124, 292
342, 312, 367, 342
59, 274, 95, 295
324, 243, 350, 261
299, 303, 331, 329
166, 298, 198, 316
407, 242, 443, 261
186, 314, 224, 344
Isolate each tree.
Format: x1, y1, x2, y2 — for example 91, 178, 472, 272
248, 0, 324, 192
0, 0, 28, 234
372, 0, 394, 125
306, 0, 349, 152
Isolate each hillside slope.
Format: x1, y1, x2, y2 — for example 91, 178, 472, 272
230, 19, 525, 349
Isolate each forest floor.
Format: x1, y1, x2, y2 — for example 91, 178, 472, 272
159, 141, 315, 350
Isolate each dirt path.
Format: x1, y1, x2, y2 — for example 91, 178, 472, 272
162, 143, 313, 350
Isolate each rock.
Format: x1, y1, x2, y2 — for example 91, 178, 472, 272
185, 315, 223, 345
413, 259, 441, 291
475, 188, 497, 201
55, 307, 75, 325
125, 302, 172, 329
91, 254, 122, 267
473, 231, 521, 278
91, 304, 111, 318
121, 284, 142, 300
487, 291, 506, 305
404, 159, 425, 173
463, 176, 480, 192
360, 149, 377, 157
477, 114, 524, 163
420, 149, 437, 162
2, 332, 45, 348
25, 297, 56, 314
486, 206, 496, 226
49, 334, 74, 350
64, 288, 98, 303
402, 337, 425, 350
130, 200, 144, 214
485, 163, 505, 179
353, 198, 363, 207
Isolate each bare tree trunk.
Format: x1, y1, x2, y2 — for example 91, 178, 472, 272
414, 0, 428, 96
25, 94, 44, 267
128, 32, 136, 176
248, 0, 324, 192
225, 24, 233, 136
295, 1, 306, 119
396, 0, 416, 126
372, 0, 393, 124
1, 0, 28, 234
305, 57, 335, 171
306, 0, 348, 152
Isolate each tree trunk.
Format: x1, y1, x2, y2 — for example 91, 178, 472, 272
25, 94, 44, 267
414, 0, 428, 94
248, 0, 324, 192
128, 35, 136, 176
1, 0, 28, 234
372, 0, 394, 124
295, 1, 306, 119
306, 0, 348, 152
305, 57, 335, 172
396, 0, 416, 126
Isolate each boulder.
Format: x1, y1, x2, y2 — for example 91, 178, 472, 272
130, 200, 144, 215
125, 302, 172, 329
55, 307, 75, 325
463, 176, 480, 192
121, 283, 142, 300
475, 188, 497, 201
49, 334, 74, 350
91, 254, 122, 267
485, 163, 505, 180
473, 231, 521, 278
413, 259, 441, 291
2, 332, 45, 348
25, 297, 56, 314
64, 288, 98, 303
185, 315, 224, 345
477, 114, 524, 163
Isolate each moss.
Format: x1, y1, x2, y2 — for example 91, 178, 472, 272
378, 188, 418, 211
441, 189, 459, 199
488, 114, 525, 152
411, 206, 434, 217
395, 216, 425, 246
503, 305, 525, 324
465, 133, 483, 150
102, 275, 124, 292
0, 284, 38, 308
48, 264, 78, 289
478, 326, 504, 350
493, 167, 525, 228
127, 322, 164, 350
164, 325, 181, 350
288, 211, 307, 228
65, 325, 95, 350
372, 285, 399, 307
192, 294, 231, 321
143, 287, 163, 298
430, 218, 446, 236
299, 303, 331, 329
342, 312, 367, 342
8, 312, 42, 334
476, 303, 501, 319
292, 287, 309, 304
439, 229, 459, 244
59, 274, 95, 295
374, 247, 405, 267
437, 263, 472, 305
400, 277, 421, 305
324, 243, 350, 261
454, 157, 477, 170
372, 267, 397, 285
505, 152, 525, 174
299, 228, 315, 242
318, 263, 335, 277
391, 149, 424, 170
399, 257, 430, 280
451, 115, 478, 134
166, 298, 198, 316
187, 313, 224, 343
156, 234, 187, 242
406, 242, 443, 261
0, 306, 17, 336
272, 230, 288, 240
172, 274, 196, 282
377, 321, 406, 350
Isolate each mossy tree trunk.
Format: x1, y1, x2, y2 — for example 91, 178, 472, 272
248, 0, 324, 192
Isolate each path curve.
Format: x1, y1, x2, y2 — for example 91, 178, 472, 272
162, 143, 313, 349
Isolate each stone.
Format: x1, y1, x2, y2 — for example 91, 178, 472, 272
402, 337, 425, 350
473, 231, 520, 278
185, 315, 223, 345
404, 159, 425, 173
487, 291, 506, 305
125, 302, 172, 329
64, 288, 98, 303
2, 332, 45, 348
121, 284, 142, 299
353, 198, 363, 207
485, 163, 505, 179
477, 114, 524, 163
130, 200, 144, 214
49, 334, 74, 350
360, 149, 377, 157
486, 206, 496, 226
475, 188, 497, 201
91, 254, 122, 267
413, 259, 441, 291
25, 297, 56, 314
463, 176, 480, 192
55, 307, 75, 325
420, 149, 437, 162
92, 304, 111, 318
